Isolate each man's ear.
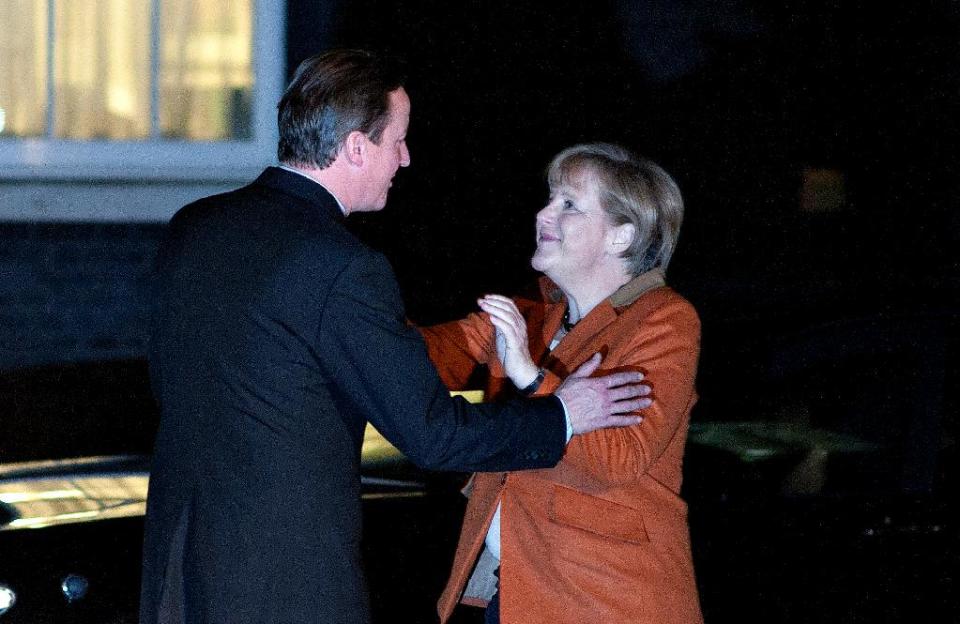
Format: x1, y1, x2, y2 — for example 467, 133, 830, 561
608, 222, 636, 253
343, 131, 367, 167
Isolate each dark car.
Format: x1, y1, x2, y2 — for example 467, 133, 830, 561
0, 455, 151, 623
0, 360, 471, 623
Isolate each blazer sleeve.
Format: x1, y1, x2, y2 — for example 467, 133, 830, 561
542, 297, 701, 486
317, 249, 567, 473
418, 313, 496, 390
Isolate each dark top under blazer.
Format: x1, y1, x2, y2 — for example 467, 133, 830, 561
140, 167, 566, 624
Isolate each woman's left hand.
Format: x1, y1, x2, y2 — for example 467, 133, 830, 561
477, 295, 541, 390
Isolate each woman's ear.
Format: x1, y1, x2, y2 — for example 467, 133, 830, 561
608, 222, 636, 253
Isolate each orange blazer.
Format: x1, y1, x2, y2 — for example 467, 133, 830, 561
421, 270, 703, 624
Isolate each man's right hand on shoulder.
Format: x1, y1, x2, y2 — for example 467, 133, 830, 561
555, 353, 652, 435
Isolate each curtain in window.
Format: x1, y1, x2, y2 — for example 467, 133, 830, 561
0, 0, 48, 137
160, 0, 253, 140
54, 0, 151, 139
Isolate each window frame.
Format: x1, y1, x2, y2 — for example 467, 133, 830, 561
0, 0, 285, 183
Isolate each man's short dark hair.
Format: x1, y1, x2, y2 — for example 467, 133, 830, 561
277, 49, 406, 169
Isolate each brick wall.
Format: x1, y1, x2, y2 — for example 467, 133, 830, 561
0, 222, 165, 370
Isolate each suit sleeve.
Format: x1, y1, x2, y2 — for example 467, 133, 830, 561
318, 250, 566, 473
539, 298, 701, 486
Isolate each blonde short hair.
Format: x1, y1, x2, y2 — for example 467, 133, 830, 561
547, 143, 684, 275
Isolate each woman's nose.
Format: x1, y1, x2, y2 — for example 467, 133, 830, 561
536, 204, 555, 225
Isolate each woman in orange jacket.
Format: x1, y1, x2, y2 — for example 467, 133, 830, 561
421, 143, 703, 624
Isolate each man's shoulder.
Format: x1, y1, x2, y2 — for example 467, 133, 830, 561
169, 176, 349, 239
169, 168, 335, 222
167, 181, 259, 226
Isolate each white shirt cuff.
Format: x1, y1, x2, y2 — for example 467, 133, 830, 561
556, 395, 574, 443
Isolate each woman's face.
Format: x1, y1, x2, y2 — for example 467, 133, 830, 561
531, 170, 620, 286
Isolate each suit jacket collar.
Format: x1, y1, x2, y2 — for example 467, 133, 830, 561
252, 166, 346, 223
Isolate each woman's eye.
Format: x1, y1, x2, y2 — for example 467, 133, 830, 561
562, 199, 576, 211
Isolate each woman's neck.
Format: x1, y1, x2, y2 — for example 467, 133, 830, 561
556, 267, 632, 324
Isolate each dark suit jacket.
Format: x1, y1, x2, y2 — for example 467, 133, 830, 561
140, 167, 566, 624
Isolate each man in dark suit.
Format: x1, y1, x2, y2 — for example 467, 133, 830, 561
140, 49, 649, 624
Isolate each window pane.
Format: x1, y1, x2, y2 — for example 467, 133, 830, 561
53, 0, 151, 140
160, 0, 253, 140
0, 0, 48, 137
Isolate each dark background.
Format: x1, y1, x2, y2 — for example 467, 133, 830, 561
289, 0, 959, 487
286, 0, 958, 327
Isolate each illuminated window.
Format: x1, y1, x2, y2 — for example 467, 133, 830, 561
159, 0, 254, 140
0, 1, 48, 137
0, 0, 284, 180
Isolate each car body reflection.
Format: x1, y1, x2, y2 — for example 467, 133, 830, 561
0, 456, 148, 531
0, 408, 478, 622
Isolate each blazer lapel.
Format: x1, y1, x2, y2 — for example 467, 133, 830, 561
537, 269, 667, 375
535, 300, 565, 366
545, 303, 620, 376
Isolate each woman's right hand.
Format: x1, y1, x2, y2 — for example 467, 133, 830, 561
477, 295, 541, 390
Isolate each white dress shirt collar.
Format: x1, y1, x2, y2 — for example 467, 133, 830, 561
278, 165, 348, 216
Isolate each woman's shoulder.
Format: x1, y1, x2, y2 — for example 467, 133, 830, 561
622, 285, 701, 330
